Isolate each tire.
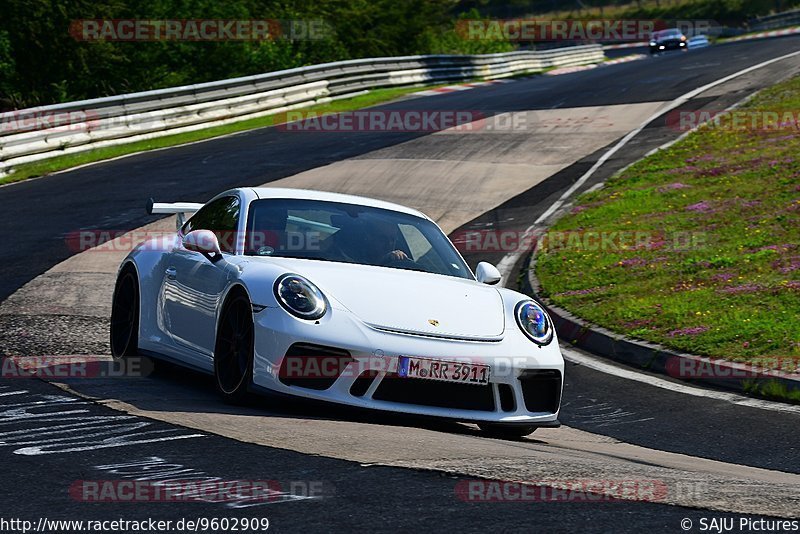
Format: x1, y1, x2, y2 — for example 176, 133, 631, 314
478, 423, 537, 439
214, 291, 254, 404
110, 266, 140, 359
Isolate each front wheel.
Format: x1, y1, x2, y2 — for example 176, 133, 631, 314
214, 292, 254, 404
110, 266, 139, 359
478, 423, 537, 439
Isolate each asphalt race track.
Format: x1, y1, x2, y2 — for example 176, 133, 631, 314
1, 37, 799, 532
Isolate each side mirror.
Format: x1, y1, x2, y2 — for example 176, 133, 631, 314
476, 262, 501, 285
183, 230, 222, 261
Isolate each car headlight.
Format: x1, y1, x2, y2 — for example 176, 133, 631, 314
274, 274, 327, 320
515, 300, 553, 345
649, 41, 657, 46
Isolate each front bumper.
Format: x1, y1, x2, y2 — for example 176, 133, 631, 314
250, 305, 564, 425
650, 40, 687, 53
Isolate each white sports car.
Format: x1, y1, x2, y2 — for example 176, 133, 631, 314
687, 35, 710, 49
111, 188, 564, 437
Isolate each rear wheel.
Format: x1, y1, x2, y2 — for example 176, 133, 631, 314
110, 266, 139, 359
478, 423, 537, 439
214, 291, 254, 404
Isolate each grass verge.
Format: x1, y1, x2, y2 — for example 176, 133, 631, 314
535, 75, 800, 370
744, 379, 800, 402
1, 84, 453, 186
717, 26, 800, 43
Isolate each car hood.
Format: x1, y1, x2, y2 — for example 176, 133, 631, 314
261, 257, 506, 340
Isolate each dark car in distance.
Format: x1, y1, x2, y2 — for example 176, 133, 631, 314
649, 29, 688, 54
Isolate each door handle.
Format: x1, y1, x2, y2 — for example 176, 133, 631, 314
165, 267, 177, 280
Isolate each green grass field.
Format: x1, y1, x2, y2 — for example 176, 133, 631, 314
535, 75, 800, 371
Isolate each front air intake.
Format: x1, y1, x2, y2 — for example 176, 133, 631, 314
279, 343, 353, 390
518, 369, 562, 413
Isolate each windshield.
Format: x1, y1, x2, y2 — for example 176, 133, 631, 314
245, 198, 472, 280
653, 29, 682, 39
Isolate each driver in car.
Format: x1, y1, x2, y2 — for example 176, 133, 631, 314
371, 219, 410, 264
328, 214, 411, 265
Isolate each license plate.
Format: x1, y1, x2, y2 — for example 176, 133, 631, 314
397, 356, 490, 385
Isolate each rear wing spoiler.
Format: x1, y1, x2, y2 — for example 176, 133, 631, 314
146, 198, 204, 229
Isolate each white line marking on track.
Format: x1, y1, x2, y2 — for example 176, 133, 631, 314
497, 48, 800, 283
593, 64, 775, 196
563, 346, 800, 415
498, 51, 800, 409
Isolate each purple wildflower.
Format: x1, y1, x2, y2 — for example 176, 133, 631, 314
759, 244, 795, 252
774, 256, 800, 274
658, 182, 691, 192
710, 272, 735, 282
622, 318, 654, 329
667, 326, 709, 337
718, 284, 763, 294
701, 167, 726, 177
764, 134, 796, 143
553, 286, 609, 297
685, 155, 716, 163
686, 201, 714, 213
617, 258, 647, 267
667, 165, 699, 175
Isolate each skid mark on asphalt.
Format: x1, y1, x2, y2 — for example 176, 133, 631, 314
40, 368, 800, 517
0, 385, 203, 455
84, 456, 314, 507
2, 398, 770, 531
0, 382, 320, 511
562, 398, 656, 429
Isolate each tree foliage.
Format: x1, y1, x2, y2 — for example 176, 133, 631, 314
4, 0, 796, 108
0, 0, 511, 109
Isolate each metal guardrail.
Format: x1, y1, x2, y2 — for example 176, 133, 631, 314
750, 8, 800, 31
0, 45, 604, 178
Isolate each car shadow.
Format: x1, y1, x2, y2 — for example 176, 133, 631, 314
49, 356, 544, 443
